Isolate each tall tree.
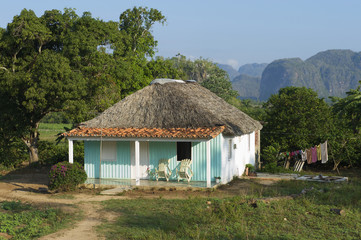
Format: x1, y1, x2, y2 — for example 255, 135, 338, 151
332, 81, 361, 134
0, 7, 166, 164
167, 55, 238, 101
262, 87, 333, 151
118, 7, 166, 57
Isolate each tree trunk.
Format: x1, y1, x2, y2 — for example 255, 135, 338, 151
22, 124, 40, 164
29, 144, 39, 163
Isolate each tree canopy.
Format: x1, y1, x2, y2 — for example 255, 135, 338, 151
167, 55, 238, 101
261, 86, 361, 170
0, 7, 166, 163
262, 87, 332, 151
332, 81, 361, 134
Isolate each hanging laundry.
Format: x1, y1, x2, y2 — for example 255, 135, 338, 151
321, 141, 328, 163
317, 144, 322, 161
301, 150, 307, 162
306, 148, 312, 164
311, 147, 317, 163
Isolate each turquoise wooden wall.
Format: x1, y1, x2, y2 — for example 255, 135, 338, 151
84, 135, 222, 181
191, 135, 221, 181
84, 141, 100, 178
84, 141, 131, 179
149, 142, 177, 180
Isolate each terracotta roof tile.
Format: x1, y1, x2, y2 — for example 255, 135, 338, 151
63, 126, 225, 139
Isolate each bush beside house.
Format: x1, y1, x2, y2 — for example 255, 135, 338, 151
48, 162, 87, 192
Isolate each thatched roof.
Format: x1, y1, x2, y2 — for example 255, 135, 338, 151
81, 80, 262, 136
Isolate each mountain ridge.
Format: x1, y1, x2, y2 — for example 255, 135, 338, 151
219, 49, 361, 101
260, 49, 361, 100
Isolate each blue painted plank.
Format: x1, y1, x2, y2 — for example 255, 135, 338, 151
84, 141, 100, 178
149, 142, 177, 180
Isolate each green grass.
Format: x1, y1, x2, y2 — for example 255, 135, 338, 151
38, 123, 72, 142
98, 179, 361, 240
0, 201, 71, 239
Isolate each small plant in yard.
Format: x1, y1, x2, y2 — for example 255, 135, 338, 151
245, 164, 255, 172
48, 161, 87, 192
0, 201, 70, 239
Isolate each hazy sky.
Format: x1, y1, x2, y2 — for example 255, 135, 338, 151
1, 0, 360, 69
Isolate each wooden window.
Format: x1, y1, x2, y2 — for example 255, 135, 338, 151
101, 141, 117, 162
177, 142, 191, 161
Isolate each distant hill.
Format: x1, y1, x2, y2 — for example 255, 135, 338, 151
217, 63, 267, 100
217, 64, 240, 80
259, 49, 361, 100
238, 63, 268, 78
231, 74, 260, 100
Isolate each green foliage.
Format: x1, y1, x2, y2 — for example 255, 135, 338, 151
119, 7, 166, 58
1, 201, 31, 212
163, 55, 238, 101
38, 141, 84, 166
40, 112, 71, 124
227, 98, 266, 120
200, 68, 238, 101
262, 87, 332, 151
332, 80, 361, 134
48, 161, 87, 191
245, 164, 255, 172
0, 138, 27, 167
0, 201, 68, 239
145, 57, 185, 79
261, 86, 361, 170
38, 123, 73, 142
261, 142, 281, 164
0, 7, 166, 164
260, 142, 291, 173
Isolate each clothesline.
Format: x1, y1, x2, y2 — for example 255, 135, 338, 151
279, 140, 328, 165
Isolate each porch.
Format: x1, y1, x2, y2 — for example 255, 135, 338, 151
84, 178, 219, 189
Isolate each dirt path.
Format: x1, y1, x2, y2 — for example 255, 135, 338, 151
38, 202, 116, 240
0, 174, 120, 240
0, 172, 277, 239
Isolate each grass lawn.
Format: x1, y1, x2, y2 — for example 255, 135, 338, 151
38, 123, 72, 142
98, 177, 361, 240
0, 201, 71, 239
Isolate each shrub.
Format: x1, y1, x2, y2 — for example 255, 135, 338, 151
245, 164, 255, 172
0, 138, 28, 167
48, 161, 87, 192
261, 142, 281, 165
39, 141, 84, 166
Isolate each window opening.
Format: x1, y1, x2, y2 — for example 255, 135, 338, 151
102, 142, 116, 162
177, 142, 191, 161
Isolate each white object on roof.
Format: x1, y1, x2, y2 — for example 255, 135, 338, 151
150, 79, 185, 85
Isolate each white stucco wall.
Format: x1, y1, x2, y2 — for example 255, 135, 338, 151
221, 131, 256, 183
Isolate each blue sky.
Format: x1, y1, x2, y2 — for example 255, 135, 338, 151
1, 0, 360, 69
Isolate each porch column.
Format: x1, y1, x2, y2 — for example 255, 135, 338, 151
206, 140, 211, 188
135, 140, 140, 185
68, 139, 74, 164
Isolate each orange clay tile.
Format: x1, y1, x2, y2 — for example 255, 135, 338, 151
63, 126, 225, 139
